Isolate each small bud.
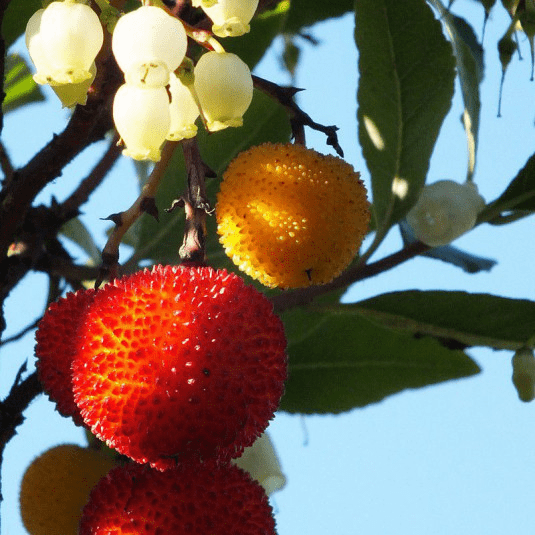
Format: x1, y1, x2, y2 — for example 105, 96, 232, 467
406, 180, 485, 247
167, 73, 199, 141
194, 51, 253, 132
233, 433, 286, 495
112, 6, 187, 87
113, 84, 171, 162
26, 1, 103, 86
512, 348, 535, 402
201, 0, 259, 37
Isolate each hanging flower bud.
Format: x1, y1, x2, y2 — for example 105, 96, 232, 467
233, 433, 286, 495
201, 0, 259, 37
112, 6, 187, 87
406, 180, 485, 247
512, 348, 535, 403
167, 73, 199, 141
194, 51, 253, 132
26, 0, 103, 86
113, 84, 171, 162
51, 62, 96, 108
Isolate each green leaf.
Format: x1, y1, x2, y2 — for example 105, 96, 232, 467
224, 1, 290, 70
428, 1, 484, 181
355, 0, 455, 236
134, 89, 291, 265
2, 53, 44, 114
279, 305, 480, 413
352, 290, 535, 350
481, 151, 535, 220
60, 218, 102, 265
2, 0, 42, 48
283, 0, 353, 33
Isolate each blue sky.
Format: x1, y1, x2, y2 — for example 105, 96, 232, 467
2, 2, 535, 534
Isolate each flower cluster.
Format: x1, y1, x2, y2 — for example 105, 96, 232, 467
25, 1, 255, 161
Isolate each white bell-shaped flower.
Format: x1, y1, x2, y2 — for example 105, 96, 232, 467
406, 180, 485, 247
112, 6, 187, 87
167, 73, 199, 141
52, 62, 96, 108
233, 433, 286, 495
194, 51, 253, 132
26, 0, 103, 86
201, 0, 259, 37
113, 84, 171, 162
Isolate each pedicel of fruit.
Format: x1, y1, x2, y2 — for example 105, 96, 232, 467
72, 265, 288, 470
216, 142, 371, 288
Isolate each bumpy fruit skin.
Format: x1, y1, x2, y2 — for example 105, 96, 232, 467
72, 265, 287, 470
79, 462, 276, 535
35, 287, 95, 425
216, 143, 370, 288
19, 444, 116, 535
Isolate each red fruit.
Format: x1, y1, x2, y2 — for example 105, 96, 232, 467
72, 265, 287, 470
79, 462, 277, 535
35, 287, 95, 425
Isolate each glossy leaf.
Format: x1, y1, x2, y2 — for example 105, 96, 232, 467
2, 54, 44, 114
355, 0, 455, 235
482, 150, 535, 220
279, 305, 480, 413
429, 1, 484, 181
1, 0, 41, 48
283, 0, 353, 33
352, 290, 535, 350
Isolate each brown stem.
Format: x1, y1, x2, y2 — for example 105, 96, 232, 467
97, 141, 180, 285
252, 75, 344, 157
271, 241, 430, 313
179, 138, 213, 264
58, 136, 122, 221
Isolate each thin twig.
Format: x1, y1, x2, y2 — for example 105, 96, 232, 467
0, 318, 40, 347
271, 241, 430, 312
0, 141, 14, 184
252, 75, 344, 157
58, 135, 122, 221
97, 141, 181, 284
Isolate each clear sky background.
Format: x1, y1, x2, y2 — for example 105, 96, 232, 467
2, 2, 535, 534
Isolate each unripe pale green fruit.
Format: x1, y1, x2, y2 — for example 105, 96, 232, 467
167, 72, 199, 141
201, 0, 259, 37
112, 5, 187, 87
26, 0, 103, 86
406, 180, 485, 246
194, 51, 253, 132
113, 84, 171, 162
